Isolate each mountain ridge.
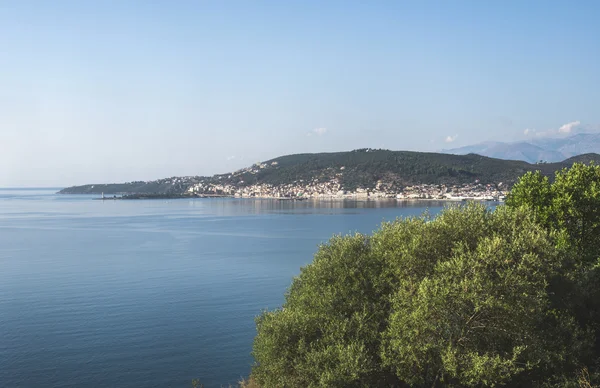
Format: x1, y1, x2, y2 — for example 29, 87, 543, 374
444, 133, 600, 163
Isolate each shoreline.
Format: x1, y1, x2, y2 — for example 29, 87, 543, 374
90, 193, 503, 202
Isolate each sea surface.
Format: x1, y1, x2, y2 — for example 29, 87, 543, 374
0, 189, 466, 387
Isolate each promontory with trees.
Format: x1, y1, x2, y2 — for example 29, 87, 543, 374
246, 162, 600, 387
59, 149, 600, 200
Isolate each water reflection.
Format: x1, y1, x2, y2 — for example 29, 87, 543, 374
187, 197, 496, 216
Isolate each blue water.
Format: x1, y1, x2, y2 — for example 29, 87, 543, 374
0, 189, 455, 387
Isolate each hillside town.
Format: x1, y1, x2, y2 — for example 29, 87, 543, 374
60, 147, 599, 198
187, 177, 507, 201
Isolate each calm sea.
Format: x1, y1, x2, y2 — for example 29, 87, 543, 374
0, 189, 458, 387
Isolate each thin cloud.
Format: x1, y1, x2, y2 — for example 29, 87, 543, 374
558, 120, 581, 134
526, 129, 553, 138
226, 156, 236, 161
524, 121, 584, 138
445, 135, 458, 143
307, 127, 328, 137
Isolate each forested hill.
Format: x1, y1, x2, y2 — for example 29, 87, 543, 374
58, 177, 200, 195
58, 149, 600, 194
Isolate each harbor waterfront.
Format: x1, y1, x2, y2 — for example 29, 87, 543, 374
0, 189, 495, 388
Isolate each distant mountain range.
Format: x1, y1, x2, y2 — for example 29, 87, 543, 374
444, 133, 600, 163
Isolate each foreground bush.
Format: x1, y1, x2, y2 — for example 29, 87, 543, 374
252, 163, 600, 387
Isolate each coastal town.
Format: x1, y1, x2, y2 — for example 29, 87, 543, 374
177, 157, 509, 201
186, 168, 508, 201
62, 146, 575, 199
60, 148, 599, 199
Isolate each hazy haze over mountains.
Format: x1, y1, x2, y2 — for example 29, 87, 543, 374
445, 133, 600, 163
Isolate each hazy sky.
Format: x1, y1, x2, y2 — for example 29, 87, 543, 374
1, 1, 599, 187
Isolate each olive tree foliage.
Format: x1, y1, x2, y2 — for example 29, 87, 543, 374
506, 162, 600, 265
506, 162, 600, 386
251, 203, 592, 387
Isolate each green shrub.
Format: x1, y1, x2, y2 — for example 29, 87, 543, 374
251, 163, 600, 387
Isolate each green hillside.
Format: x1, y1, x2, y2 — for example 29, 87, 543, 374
58, 177, 204, 195
58, 150, 600, 194
216, 150, 600, 190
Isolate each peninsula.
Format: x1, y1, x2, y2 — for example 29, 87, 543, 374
58, 149, 600, 200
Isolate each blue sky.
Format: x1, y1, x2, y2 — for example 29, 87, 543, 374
1, 0, 599, 186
